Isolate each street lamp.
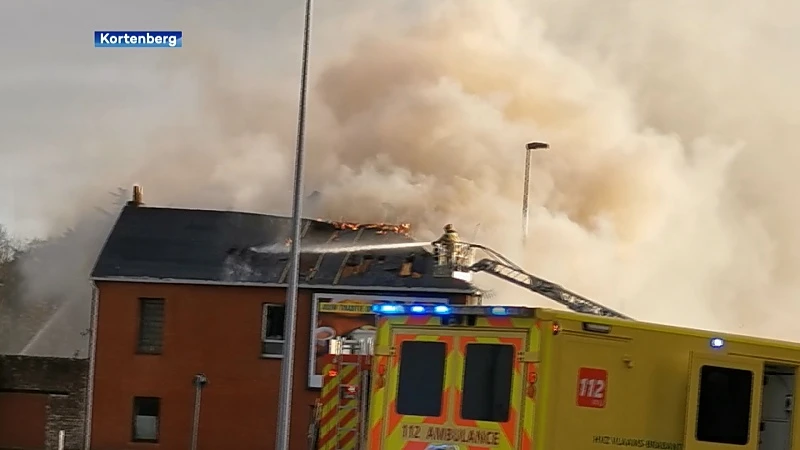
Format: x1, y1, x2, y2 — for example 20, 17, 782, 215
522, 141, 550, 245
275, 0, 315, 447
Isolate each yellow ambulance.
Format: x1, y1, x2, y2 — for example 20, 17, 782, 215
364, 302, 800, 450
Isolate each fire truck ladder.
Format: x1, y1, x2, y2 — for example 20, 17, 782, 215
465, 243, 633, 320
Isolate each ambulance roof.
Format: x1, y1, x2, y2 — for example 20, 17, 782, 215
374, 302, 800, 352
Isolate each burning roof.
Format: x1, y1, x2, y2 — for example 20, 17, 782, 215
328, 221, 412, 236
91, 204, 474, 293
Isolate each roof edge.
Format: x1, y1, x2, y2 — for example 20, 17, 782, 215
89, 203, 129, 279
90, 276, 478, 295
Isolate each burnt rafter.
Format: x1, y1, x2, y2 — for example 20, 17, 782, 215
327, 221, 412, 236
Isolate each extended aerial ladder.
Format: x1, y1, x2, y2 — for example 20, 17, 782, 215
432, 241, 632, 320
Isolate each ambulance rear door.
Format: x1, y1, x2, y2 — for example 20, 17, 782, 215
381, 330, 455, 450
451, 330, 528, 450
377, 326, 527, 450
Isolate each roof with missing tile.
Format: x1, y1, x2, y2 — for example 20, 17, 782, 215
90, 203, 476, 293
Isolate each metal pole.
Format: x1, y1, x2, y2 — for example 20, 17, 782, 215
522, 142, 550, 245
58, 430, 65, 450
276, 0, 314, 447
522, 149, 532, 245
190, 374, 207, 450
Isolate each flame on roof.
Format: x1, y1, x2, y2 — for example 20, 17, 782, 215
328, 221, 412, 236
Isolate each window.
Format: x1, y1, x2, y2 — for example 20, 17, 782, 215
137, 298, 164, 354
131, 397, 160, 442
696, 365, 753, 445
261, 303, 286, 357
396, 341, 446, 416
460, 343, 514, 422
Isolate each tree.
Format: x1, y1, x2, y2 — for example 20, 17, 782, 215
0, 225, 19, 264
0, 187, 130, 356
0, 225, 30, 352
0, 225, 25, 299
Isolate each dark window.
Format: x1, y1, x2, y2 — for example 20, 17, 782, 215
396, 341, 446, 416
696, 365, 753, 445
137, 298, 164, 354
261, 303, 286, 357
131, 397, 160, 442
461, 343, 514, 422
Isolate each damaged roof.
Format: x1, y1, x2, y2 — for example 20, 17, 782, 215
91, 203, 476, 293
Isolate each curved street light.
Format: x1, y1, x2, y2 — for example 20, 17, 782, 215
522, 141, 550, 245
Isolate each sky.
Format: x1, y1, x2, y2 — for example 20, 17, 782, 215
0, 0, 329, 233
4, 0, 800, 354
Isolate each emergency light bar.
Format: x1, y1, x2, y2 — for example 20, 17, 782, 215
371, 303, 535, 317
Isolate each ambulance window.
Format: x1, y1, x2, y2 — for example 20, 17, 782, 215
396, 341, 446, 417
461, 343, 514, 422
695, 365, 753, 445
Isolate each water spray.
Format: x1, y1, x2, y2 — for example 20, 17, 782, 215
251, 241, 428, 254
302, 242, 427, 253
20, 300, 74, 355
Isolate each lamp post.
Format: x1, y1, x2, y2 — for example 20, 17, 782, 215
275, 0, 314, 447
522, 141, 550, 245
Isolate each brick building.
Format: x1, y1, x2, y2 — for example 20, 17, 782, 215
86, 190, 478, 450
0, 355, 88, 450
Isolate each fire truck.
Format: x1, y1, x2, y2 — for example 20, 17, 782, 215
310, 242, 800, 450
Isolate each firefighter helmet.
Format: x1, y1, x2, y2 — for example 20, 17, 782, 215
444, 224, 455, 232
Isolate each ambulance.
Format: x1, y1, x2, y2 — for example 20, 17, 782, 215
315, 302, 800, 450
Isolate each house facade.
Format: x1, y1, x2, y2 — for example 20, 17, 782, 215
86, 191, 477, 450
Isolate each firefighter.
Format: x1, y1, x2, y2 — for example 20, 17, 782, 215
433, 224, 460, 265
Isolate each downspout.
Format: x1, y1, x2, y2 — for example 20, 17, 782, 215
83, 283, 100, 450
190, 373, 208, 450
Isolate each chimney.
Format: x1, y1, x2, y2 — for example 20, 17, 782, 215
128, 185, 144, 206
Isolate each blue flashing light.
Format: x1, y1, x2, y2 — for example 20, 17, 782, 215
433, 305, 452, 315
371, 303, 533, 317
490, 306, 509, 316
372, 304, 406, 314
710, 337, 725, 349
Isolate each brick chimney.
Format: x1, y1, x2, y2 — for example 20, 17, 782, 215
128, 185, 144, 206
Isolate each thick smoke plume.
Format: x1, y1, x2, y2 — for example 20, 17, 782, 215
4, 0, 800, 355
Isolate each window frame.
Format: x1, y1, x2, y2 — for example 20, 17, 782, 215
131, 396, 160, 443
459, 342, 515, 423
395, 340, 448, 417
261, 303, 286, 358
136, 298, 165, 355
695, 364, 754, 445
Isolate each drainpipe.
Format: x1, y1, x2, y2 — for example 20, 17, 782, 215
83, 284, 100, 450
190, 373, 208, 450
